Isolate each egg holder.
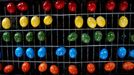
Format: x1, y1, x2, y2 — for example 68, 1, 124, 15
0, 0, 134, 74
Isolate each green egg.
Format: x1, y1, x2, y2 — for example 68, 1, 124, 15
37, 31, 46, 42
130, 34, 134, 42
81, 33, 90, 44
67, 32, 78, 42
2, 32, 10, 42
26, 32, 34, 42
94, 31, 103, 42
106, 31, 115, 42
14, 32, 22, 43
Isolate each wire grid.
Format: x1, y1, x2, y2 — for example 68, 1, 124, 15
0, 0, 134, 74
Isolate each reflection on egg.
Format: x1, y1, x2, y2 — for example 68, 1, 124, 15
44, 15, 53, 25
15, 47, 23, 58
87, 17, 96, 28
37, 47, 46, 58
117, 47, 127, 58
96, 16, 106, 27
118, 16, 128, 28
19, 16, 28, 28
2, 17, 11, 29
26, 48, 35, 59
99, 48, 108, 60
75, 16, 83, 28
31, 16, 40, 28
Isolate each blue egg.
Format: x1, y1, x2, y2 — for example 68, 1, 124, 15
56, 47, 66, 56
38, 47, 46, 58
26, 48, 35, 59
15, 47, 23, 58
129, 49, 134, 58
69, 48, 77, 59
117, 47, 127, 58
99, 48, 108, 60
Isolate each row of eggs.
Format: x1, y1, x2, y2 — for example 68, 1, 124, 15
1, 15, 128, 29
0, 62, 134, 74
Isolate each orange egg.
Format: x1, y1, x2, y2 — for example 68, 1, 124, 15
4, 65, 14, 73
87, 63, 95, 73
38, 62, 47, 72
21, 62, 30, 73
50, 65, 59, 75
68, 65, 78, 75
123, 62, 134, 71
0, 63, 2, 71
104, 62, 115, 72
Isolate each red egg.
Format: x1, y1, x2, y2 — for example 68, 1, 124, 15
104, 62, 116, 72
55, 0, 65, 10
68, 1, 77, 13
68, 65, 78, 75
21, 62, 30, 73
123, 62, 134, 71
38, 62, 47, 72
106, 0, 116, 11
17, 2, 28, 12
119, 0, 128, 12
87, 1, 96, 12
4, 65, 14, 73
0, 63, 2, 71
6, 2, 16, 14
87, 63, 95, 73
43, 1, 52, 12
50, 65, 59, 75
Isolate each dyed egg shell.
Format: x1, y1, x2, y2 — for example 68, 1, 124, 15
14, 32, 22, 43
117, 47, 127, 58
129, 50, 134, 58
2, 17, 11, 29
26, 32, 34, 42
31, 16, 40, 28
37, 31, 46, 42
56, 47, 66, 56
104, 62, 116, 72
87, 63, 95, 73
19, 16, 28, 28
106, 31, 115, 42
21, 62, 30, 73
87, 17, 97, 28
15, 47, 23, 58
26, 48, 35, 59
118, 16, 128, 28
38, 62, 47, 72
96, 16, 106, 27
67, 32, 78, 42
0, 63, 2, 71
50, 65, 59, 75
130, 34, 134, 42
123, 62, 134, 71
69, 48, 77, 59
2, 32, 10, 42
75, 16, 83, 28
68, 65, 78, 75
81, 33, 90, 44
38, 47, 46, 58
99, 48, 108, 60
94, 31, 103, 42
43, 15, 53, 25
4, 65, 14, 73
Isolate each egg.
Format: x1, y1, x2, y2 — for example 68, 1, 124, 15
106, 31, 115, 42
69, 48, 77, 59
0, 63, 2, 71
14, 32, 22, 43
2, 32, 10, 42
75, 16, 83, 28
67, 32, 78, 42
26, 48, 35, 59
87, 63, 95, 73
31, 16, 40, 28
4, 65, 14, 73
81, 33, 90, 44
19, 16, 28, 28
123, 62, 134, 71
50, 65, 59, 75
130, 34, 134, 42
68, 65, 78, 75
87, 17, 96, 28
99, 48, 108, 60
21, 62, 30, 73
56, 47, 66, 56
117, 47, 127, 58
38, 62, 47, 72
2, 17, 11, 29
94, 31, 103, 42
38, 47, 46, 58
15, 47, 23, 58
118, 16, 128, 28
37, 31, 46, 42
96, 16, 106, 27
104, 62, 115, 72
43, 15, 53, 25
26, 32, 34, 42
129, 50, 134, 58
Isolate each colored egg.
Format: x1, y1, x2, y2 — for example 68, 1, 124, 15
94, 31, 103, 42
96, 16, 106, 27
123, 62, 134, 71
67, 32, 78, 42
118, 16, 128, 28
4, 65, 14, 73
21, 62, 30, 73
37, 31, 46, 42
75, 16, 83, 28
56, 47, 66, 56
50, 65, 59, 75
69, 48, 77, 59
106, 31, 115, 42
43, 15, 53, 25
87, 63, 95, 73
19, 16, 28, 28
117, 47, 127, 58
2, 32, 10, 42
38, 62, 47, 72
104, 62, 115, 72
14, 32, 22, 43
26, 32, 33, 42
130, 34, 134, 42
2, 17, 11, 29
81, 33, 90, 44
129, 50, 134, 58
26, 48, 35, 59
31, 16, 40, 28
87, 17, 97, 28
38, 47, 46, 58
68, 65, 78, 75
99, 48, 108, 60
0, 63, 2, 71
15, 47, 23, 58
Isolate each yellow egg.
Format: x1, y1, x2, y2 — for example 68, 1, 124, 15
75, 16, 83, 28
118, 16, 128, 28
2, 17, 11, 29
87, 17, 96, 28
31, 16, 40, 28
19, 16, 29, 28
96, 16, 106, 27
43, 15, 53, 25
